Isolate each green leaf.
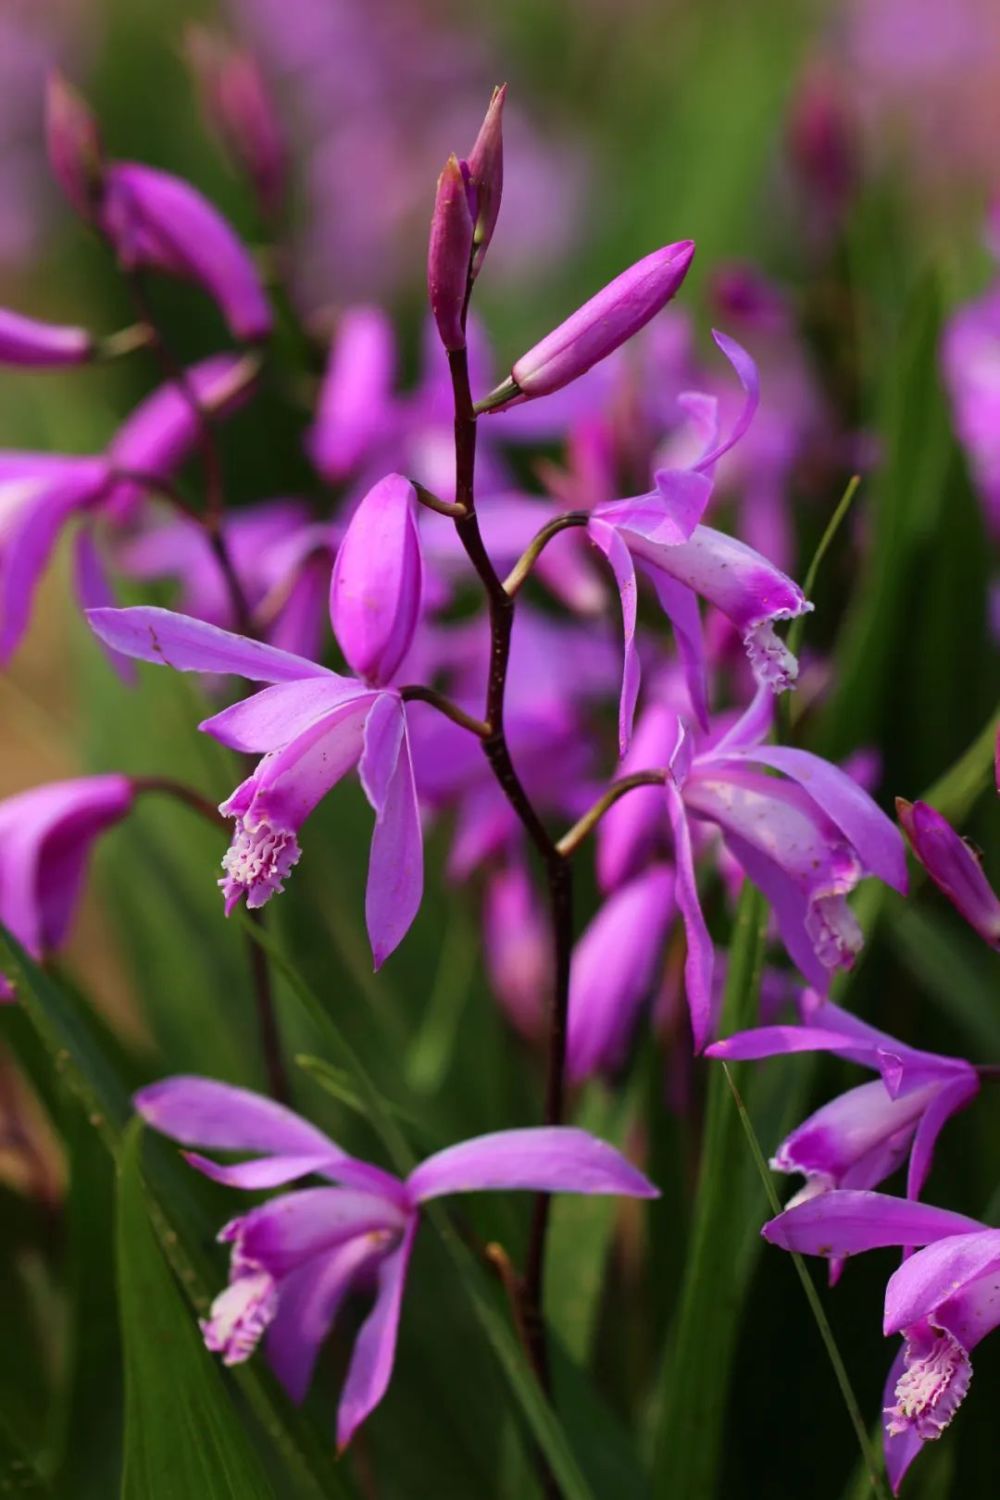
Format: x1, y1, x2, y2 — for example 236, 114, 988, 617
117, 1121, 278, 1500
0, 1417, 50, 1497
888, 903, 1000, 1056
649, 884, 767, 1499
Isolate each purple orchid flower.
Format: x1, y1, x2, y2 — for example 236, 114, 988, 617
0, 352, 257, 666
482, 857, 552, 1042
88, 474, 426, 965
897, 798, 1000, 950
135, 1074, 657, 1447
185, 25, 288, 225
0, 775, 136, 998
660, 690, 907, 1049
586, 332, 811, 745
707, 991, 978, 1240
762, 1189, 1000, 1490
567, 863, 676, 1083
941, 281, 1000, 546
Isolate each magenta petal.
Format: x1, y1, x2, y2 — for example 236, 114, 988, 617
336, 1218, 417, 1450
905, 1075, 979, 1199
0, 308, 93, 368
587, 517, 641, 753
691, 330, 761, 472
358, 697, 424, 967
407, 1127, 658, 1203
200, 678, 368, 752
134, 1075, 342, 1158
665, 779, 715, 1050
595, 469, 712, 547
86, 607, 330, 682
883, 1230, 1000, 1337
182, 1151, 343, 1189
307, 306, 396, 481
235, 1189, 407, 1278
762, 1190, 982, 1257
705, 1025, 865, 1062
267, 1237, 381, 1405
102, 163, 272, 340
330, 474, 423, 687
773, 1080, 932, 1184
567, 864, 675, 1082
596, 701, 679, 891
734, 745, 907, 893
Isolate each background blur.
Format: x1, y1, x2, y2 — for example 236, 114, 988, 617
1, 0, 999, 1495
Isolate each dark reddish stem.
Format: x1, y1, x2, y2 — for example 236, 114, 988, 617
447, 345, 573, 1453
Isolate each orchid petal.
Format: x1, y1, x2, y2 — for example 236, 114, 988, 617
762, 1190, 982, 1258
86, 607, 331, 682
357, 696, 424, 967
587, 517, 641, 753
267, 1237, 382, 1405
407, 1127, 658, 1202
883, 1347, 925, 1495
647, 573, 709, 730
134, 1075, 342, 1158
336, 1218, 418, 1450
883, 1229, 1000, 1337
906, 1075, 980, 1199
199, 677, 368, 752
72, 528, 136, 684
705, 1025, 869, 1063
665, 778, 715, 1050
691, 331, 760, 472
183, 1151, 342, 1189
235, 1189, 407, 1278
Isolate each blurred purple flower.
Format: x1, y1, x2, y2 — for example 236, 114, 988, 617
0, 774, 135, 997
136, 1073, 657, 1446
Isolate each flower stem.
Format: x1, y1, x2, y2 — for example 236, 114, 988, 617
503, 512, 589, 597
447, 343, 573, 1470
556, 771, 667, 857
398, 684, 490, 738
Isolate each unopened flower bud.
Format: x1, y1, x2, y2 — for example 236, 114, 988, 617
0, 309, 93, 368
427, 155, 474, 352
483, 240, 695, 409
330, 474, 423, 686
185, 26, 287, 224
46, 72, 105, 218
466, 84, 505, 281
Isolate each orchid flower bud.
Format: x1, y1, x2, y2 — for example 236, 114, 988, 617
481, 240, 695, 409
45, 72, 105, 218
0, 309, 93, 368
427, 155, 474, 352
466, 84, 505, 281
100, 163, 273, 341
330, 474, 423, 686
185, 26, 287, 224
897, 798, 1000, 950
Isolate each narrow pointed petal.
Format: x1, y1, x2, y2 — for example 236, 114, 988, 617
134, 1075, 342, 1157
883, 1230, 1000, 1337
358, 697, 424, 967
267, 1238, 381, 1405
86, 606, 330, 682
407, 1127, 658, 1203
733, 745, 907, 892
905, 1075, 979, 1199
336, 1218, 417, 1450
691, 331, 760, 472
596, 700, 680, 891
762, 1190, 982, 1258
706, 1025, 867, 1063
183, 1151, 342, 1189
587, 516, 641, 753
665, 779, 715, 1050
200, 677, 368, 752
595, 468, 713, 546
709, 685, 774, 756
